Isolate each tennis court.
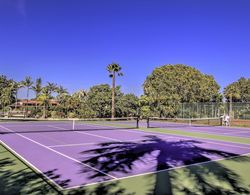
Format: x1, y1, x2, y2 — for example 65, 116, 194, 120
0, 118, 250, 191
146, 117, 250, 138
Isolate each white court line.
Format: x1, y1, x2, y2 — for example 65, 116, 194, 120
223, 131, 250, 135
64, 152, 250, 190
0, 140, 64, 191
47, 138, 146, 148
122, 129, 250, 149
49, 125, 123, 142
0, 125, 117, 180
48, 142, 96, 148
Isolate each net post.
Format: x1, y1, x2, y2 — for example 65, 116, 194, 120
220, 117, 223, 126
147, 117, 150, 128
136, 117, 139, 128
72, 119, 75, 130
189, 118, 192, 126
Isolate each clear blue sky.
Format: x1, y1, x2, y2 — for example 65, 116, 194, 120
0, 0, 250, 98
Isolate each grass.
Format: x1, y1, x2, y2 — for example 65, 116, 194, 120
0, 144, 60, 195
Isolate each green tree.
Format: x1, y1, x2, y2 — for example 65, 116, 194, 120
67, 90, 94, 118
224, 77, 250, 102
138, 95, 152, 118
107, 63, 123, 118
0, 82, 16, 112
31, 78, 42, 110
143, 64, 221, 117
37, 83, 57, 118
86, 84, 123, 118
0, 75, 16, 110
116, 94, 139, 117
32, 78, 42, 100
37, 87, 50, 118
13, 82, 24, 110
22, 76, 33, 103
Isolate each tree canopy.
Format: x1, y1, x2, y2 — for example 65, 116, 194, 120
143, 64, 221, 117
224, 77, 250, 102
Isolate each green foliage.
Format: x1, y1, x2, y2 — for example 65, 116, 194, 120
106, 63, 123, 77
116, 94, 139, 117
224, 77, 250, 102
32, 78, 42, 98
143, 64, 221, 117
0, 75, 16, 108
87, 84, 117, 118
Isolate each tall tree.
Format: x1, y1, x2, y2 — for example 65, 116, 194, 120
47, 82, 57, 95
32, 78, 42, 100
0, 81, 16, 111
143, 64, 221, 117
107, 63, 123, 118
22, 76, 33, 116
22, 76, 33, 102
31, 78, 42, 109
86, 84, 123, 118
224, 77, 250, 102
13, 81, 24, 110
38, 83, 57, 118
116, 94, 139, 117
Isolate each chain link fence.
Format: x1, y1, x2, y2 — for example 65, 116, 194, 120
175, 102, 250, 120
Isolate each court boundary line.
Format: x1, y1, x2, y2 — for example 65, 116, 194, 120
0, 140, 64, 191
47, 138, 146, 148
64, 151, 250, 190
48, 125, 123, 142
222, 131, 250, 135
0, 125, 117, 180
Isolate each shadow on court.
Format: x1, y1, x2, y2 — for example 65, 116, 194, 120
77, 135, 250, 195
0, 152, 133, 195
0, 157, 66, 195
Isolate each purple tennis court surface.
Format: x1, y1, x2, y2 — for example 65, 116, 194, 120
1, 121, 250, 190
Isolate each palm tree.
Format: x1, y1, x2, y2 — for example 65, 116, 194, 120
47, 82, 57, 95
38, 82, 57, 118
1, 83, 15, 115
107, 63, 123, 118
22, 76, 33, 102
56, 85, 68, 97
32, 78, 42, 109
38, 86, 51, 118
22, 76, 33, 116
56, 86, 69, 117
13, 81, 24, 110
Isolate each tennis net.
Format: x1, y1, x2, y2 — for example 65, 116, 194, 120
0, 117, 139, 134
147, 117, 222, 128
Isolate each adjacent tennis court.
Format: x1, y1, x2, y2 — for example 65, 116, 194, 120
145, 117, 250, 138
1, 118, 250, 191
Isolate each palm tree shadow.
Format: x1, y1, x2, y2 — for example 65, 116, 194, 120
80, 135, 250, 194
68, 181, 135, 195
0, 157, 69, 195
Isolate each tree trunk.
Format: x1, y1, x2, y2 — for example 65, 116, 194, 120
112, 72, 116, 118
15, 91, 18, 110
26, 88, 29, 118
